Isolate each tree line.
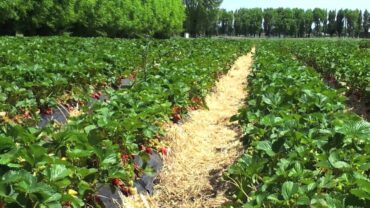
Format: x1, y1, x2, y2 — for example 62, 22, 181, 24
217, 8, 370, 38
0, 0, 185, 38
1, 0, 369, 38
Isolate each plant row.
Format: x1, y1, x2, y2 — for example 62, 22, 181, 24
0, 37, 143, 118
226, 42, 370, 207
0, 37, 245, 123
0, 38, 252, 207
285, 40, 370, 101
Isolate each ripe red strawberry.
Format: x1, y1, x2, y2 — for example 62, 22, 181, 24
45, 108, 53, 115
145, 147, 153, 154
91, 92, 100, 100
158, 147, 168, 156
121, 154, 130, 163
112, 178, 123, 186
120, 187, 130, 196
172, 114, 181, 123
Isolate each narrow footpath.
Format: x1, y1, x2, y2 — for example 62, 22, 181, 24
149, 48, 255, 208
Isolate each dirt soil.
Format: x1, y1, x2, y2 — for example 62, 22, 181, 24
145, 48, 255, 208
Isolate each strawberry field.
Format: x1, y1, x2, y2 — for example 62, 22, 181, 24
0, 37, 370, 208
0, 37, 251, 207
227, 41, 370, 207
285, 40, 370, 120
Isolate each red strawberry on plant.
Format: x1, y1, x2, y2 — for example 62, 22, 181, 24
91, 92, 100, 100
145, 147, 153, 154
120, 187, 130, 196
171, 106, 182, 123
112, 178, 123, 186
158, 147, 168, 156
121, 154, 130, 163
42, 107, 53, 115
172, 114, 181, 123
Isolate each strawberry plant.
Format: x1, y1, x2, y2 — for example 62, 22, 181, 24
227, 42, 370, 207
284, 40, 370, 102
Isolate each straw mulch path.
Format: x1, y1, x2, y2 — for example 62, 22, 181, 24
148, 48, 255, 208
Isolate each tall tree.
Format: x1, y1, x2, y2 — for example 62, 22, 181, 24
183, 0, 222, 36
263, 8, 275, 37
356, 10, 362, 37
345, 9, 360, 37
0, 0, 33, 35
304, 9, 313, 37
336, 9, 345, 37
274, 8, 285, 37
282, 8, 296, 37
29, 0, 76, 35
328, 10, 337, 36
218, 9, 233, 35
249, 8, 263, 37
293, 8, 305, 37
234, 9, 249, 36
313, 8, 326, 36
233, 8, 262, 36
364, 9, 370, 37
234, 9, 242, 35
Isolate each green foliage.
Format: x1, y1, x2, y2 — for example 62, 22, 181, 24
234, 8, 263, 37
313, 8, 327, 36
364, 10, 370, 37
183, 0, 222, 36
287, 40, 370, 100
0, 0, 185, 37
218, 7, 369, 38
344, 9, 361, 37
0, 37, 252, 207
337, 9, 346, 36
226, 42, 370, 207
218, 9, 234, 36
232, 8, 314, 37
328, 10, 337, 36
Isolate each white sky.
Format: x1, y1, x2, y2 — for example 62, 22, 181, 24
221, 0, 370, 11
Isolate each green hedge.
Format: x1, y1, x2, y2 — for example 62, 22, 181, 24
0, 0, 185, 38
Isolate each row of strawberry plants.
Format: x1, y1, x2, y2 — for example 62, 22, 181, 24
0, 38, 252, 207
0, 37, 143, 118
285, 40, 370, 101
0, 37, 246, 125
226, 42, 370, 207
